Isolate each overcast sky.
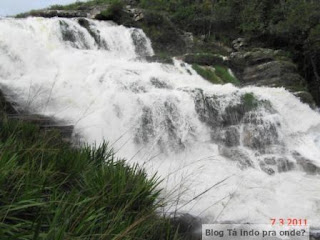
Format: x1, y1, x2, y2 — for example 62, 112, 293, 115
0, 0, 80, 16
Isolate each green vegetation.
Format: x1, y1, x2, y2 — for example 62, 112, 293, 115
192, 64, 239, 86
192, 64, 222, 84
214, 65, 240, 85
48, 0, 114, 11
242, 92, 259, 110
95, 0, 124, 21
0, 117, 179, 239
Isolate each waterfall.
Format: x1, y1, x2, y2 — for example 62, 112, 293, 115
0, 17, 320, 226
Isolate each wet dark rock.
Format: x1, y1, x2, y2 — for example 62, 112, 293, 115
59, 20, 90, 49
170, 213, 202, 240
78, 18, 109, 49
193, 90, 282, 154
135, 106, 154, 144
264, 157, 277, 165
131, 28, 151, 57
193, 90, 222, 129
159, 101, 186, 151
150, 77, 171, 89
261, 166, 276, 175
277, 158, 295, 172
135, 101, 186, 152
222, 126, 240, 147
220, 147, 254, 168
293, 152, 320, 174
222, 104, 246, 126
129, 82, 146, 93
242, 123, 279, 152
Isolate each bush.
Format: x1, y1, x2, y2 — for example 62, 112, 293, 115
96, 0, 124, 21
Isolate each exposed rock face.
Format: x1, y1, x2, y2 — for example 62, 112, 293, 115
229, 46, 316, 107
232, 38, 248, 51
191, 89, 285, 170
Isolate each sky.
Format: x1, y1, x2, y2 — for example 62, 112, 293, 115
0, 0, 79, 16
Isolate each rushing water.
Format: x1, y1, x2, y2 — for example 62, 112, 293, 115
0, 17, 320, 227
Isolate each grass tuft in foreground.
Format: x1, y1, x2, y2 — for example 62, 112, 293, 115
0, 117, 179, 239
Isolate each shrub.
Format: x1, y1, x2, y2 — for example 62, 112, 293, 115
96, 0, 124, 21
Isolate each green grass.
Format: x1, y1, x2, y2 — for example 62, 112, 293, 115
192, 64, 240, 86
192, 64, 223, 84
214, 65, 240, 86
0, 116, 179, 240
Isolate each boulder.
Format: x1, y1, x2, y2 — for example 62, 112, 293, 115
232, 38, 248, 51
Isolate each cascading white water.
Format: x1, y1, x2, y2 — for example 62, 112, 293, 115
1, 17, 320, 227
